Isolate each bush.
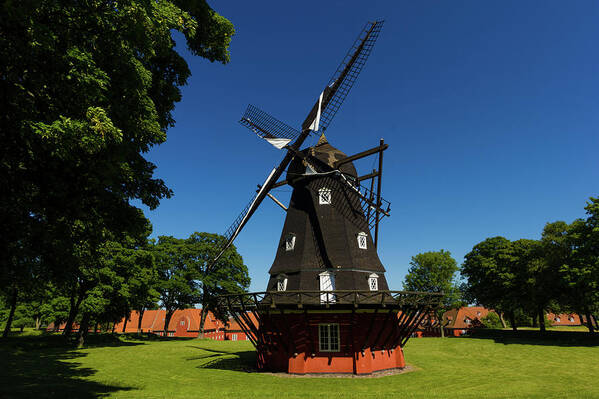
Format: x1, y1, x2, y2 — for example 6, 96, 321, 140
481, 312, 503, 329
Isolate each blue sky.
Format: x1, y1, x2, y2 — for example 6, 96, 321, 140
139, 1, 599, 291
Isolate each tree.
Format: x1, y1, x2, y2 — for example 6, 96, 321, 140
0, 1, 234, 336
543, 197, 599, 333
462, 237, 522, 331
185, 233, 250, 336
152, 236, 200, 336
511, 239, 559, 332
403, 250, 463, 338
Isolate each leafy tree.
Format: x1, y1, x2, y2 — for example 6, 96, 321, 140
185, 233, 250, 336
462, 237, 522, 331
543, 198, 599, 333
403, 250, 463, 337
152, 236, 201, 335
0, 0, 234, 336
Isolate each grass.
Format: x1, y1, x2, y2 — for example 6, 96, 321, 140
1, 331, 598, 399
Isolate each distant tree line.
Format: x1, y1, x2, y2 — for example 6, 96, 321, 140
461, 197, 599, 333
0, 229, 249, 345
404, 197, 599, 333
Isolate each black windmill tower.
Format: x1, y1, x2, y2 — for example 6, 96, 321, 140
210, 21, 442, 374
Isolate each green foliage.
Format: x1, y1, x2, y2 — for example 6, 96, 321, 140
404, 250, 463, 334
0, 0, 234, 335
480, 312, 503, 329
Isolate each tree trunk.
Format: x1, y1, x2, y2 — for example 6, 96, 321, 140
122, 313, 129, 333
94, 323, 99, 333
137, 308, 145, 334
585, 311, 595, 333
53, 318, 60, 332
2, 287, 18, 338
199, 304, 209, 338
538, 306, 546, 332
111, 323, 115, 333
77, 312, 91, 348
164, 310, 174, 337
531, 312, 538, 328
508, 311, 517, 331
35, 316, 41, 330
63, 289, 84, 338
499, 312, 507, 329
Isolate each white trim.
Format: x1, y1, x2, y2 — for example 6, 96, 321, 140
357, 232, 368, 249
318, 187, 332, 205
285, 233, 296, 251
277, 276, 288, 292
368, 273, 379, 291
319, 271, 336, 303
264, 137, 291, 149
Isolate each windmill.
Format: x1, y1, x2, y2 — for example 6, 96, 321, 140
212, 21, 442, 375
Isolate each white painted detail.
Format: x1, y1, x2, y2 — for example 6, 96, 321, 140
368, 273, 379, 291
357, 232, 368, 249
319, 271, 336, 303
264, 137, 291, 149
285, 234, 296, 251
277, 274, 288, 291
318, 187, 331, 205
309, 91, 324, 131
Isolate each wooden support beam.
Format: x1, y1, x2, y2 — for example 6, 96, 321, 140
333, 143, 388, 168
257, 185, 288, 211
357, 170, 379, 182
374, 138, 384, 249
271, 179, 289, 189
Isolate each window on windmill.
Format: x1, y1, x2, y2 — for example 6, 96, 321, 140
318, 187, 332, 205
357, 232, 368, 249
319, 272, 336, 304
368, 273, 378, 291
277, 276, 288, 292
285, 233, 296, 251
319, 323, 340, 352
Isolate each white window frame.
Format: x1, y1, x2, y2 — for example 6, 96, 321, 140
318, 323, 340, 352
232, 334, 237, 341
277, 276, 288, 292
368, 273, 379, 291
285, 233, 296, 251
318, 187, 332, 205
357, 232, 368, 250
319, 271, 336, 304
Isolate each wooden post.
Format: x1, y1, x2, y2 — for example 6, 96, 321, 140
374, 138, 384, 248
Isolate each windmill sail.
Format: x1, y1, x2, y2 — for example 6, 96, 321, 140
302, 20, 384, 132
208, 168, 277, 272
240, 105, 300, 149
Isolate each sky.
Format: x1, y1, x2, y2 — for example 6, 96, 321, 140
137, 1, 599, 292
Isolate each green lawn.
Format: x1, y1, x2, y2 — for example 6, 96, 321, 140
1, 331, 598, 399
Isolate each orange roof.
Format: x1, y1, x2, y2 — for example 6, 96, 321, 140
547, 313, 582, 326
444, 306, 491, 329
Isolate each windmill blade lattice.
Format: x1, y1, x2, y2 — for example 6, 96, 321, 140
302, 20, 384, 132
240, 105, 301, 149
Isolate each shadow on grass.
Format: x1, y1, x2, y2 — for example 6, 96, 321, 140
0, 335, 136, 399
462, 329, 599, 347
186, 345, 258, 372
